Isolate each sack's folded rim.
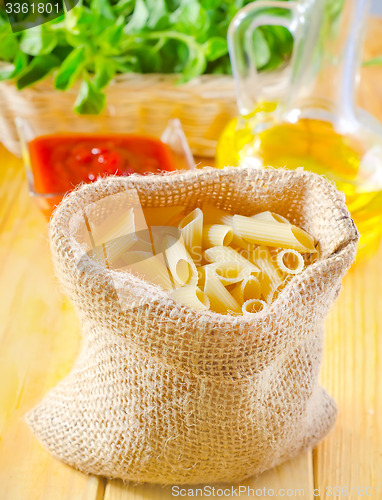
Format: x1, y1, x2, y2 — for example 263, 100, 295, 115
49, 166, 359, 328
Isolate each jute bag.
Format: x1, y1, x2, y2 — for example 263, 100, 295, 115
27, 166, 358, 484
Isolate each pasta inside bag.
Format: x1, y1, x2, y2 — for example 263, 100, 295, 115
27, 166, 358, 485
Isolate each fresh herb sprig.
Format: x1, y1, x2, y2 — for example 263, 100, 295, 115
0, 0, 295, 114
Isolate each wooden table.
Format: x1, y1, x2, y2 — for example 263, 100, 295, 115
1, 18, 382, 500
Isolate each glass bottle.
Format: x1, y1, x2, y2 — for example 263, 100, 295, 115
217, 0, 382, 255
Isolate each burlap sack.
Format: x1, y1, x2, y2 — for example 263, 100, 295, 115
27, 166, 359, 485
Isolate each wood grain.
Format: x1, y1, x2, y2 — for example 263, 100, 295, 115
0, 162, 106, 500
313, 17, 382, 498
104, 452, 313, 500
314, 250, 382, 499
0, 16, 381, 500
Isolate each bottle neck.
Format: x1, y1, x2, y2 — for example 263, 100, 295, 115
287, 0, 370, 133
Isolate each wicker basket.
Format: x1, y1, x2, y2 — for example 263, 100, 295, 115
0, 65, 237, 158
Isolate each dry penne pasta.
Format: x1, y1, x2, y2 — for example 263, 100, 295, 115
231, 275, 262, 304
179, 208, 203, 264
196, 265, 208, 289
201, 203, 250, 251
217, 213, 253, 250
103, 232, 138, 264
202, 224, 234, 248
161, 235, 198, 287
150, 225, 180, 255
204, 246, 260, 273
88, 207, 135, 247
252, 245, 284, 302
204, 268, 241, 314
197, 263, 236, 289
196, 262, 250, 290
208, 261, 251, 286
229, 234, 251, 251
127, 236, 153, 253
251, 211, 291, 224
242, 298, 267, 315
219, 213, 234, 227
127, 192, 153, 242
229, 239, 254, 259
84, 189, 152, 250
199, 261, 252, 289
143, 206, 185, 227
87, 233, 139, 267
169, 286, 210, 311
201, 202, 230, 225
97, 201, 317, 315
233, 215, 317, 252
277, 249, 305, 274
120, 251, 173, 291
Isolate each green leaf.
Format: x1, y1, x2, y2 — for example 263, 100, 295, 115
97, 18, 125, 51
208, 57, 232, 75
64, 30, 89, 47
74, 79, 106, 114
46, 13, 66, 26
63, 6, 104, 46
90, 0, 116, 20
173, 40, 190, 71
10, 51, 29, 75
64, 6, 95, 33
112, 54, 139, 73
204, 36, 227, 61
171, 1, 209, 38
202, 0, 225, 9
94, 56, 116, 88
125, 0, 149, 33
145, 0, 168, 29
16, 54, 60, 89
0, 51, 28, 81
54, 46, 86, 90
0, 24, 19, 61
0, 0, 300, 114
179, 44, 207, 82
114, 0, 135, 17
266, 25, 293, 58
20, 26, 58, 56
252, 28, 271, 69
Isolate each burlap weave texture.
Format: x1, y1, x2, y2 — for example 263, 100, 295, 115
27, 166, 359, 484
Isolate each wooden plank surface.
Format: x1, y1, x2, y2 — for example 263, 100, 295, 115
0, 158, 107, 500
0, 16, 381, 500
104, 451, 313, 500
314, 17, 382, 499
315, 253, 382, 499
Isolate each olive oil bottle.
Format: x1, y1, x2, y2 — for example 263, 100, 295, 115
219, 0, 382, 255
217, 116, 382, 254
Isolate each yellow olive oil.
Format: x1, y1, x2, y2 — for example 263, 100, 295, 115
217, 117, 382, 255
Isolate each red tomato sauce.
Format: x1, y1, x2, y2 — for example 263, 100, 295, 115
29, 133, 177, 195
